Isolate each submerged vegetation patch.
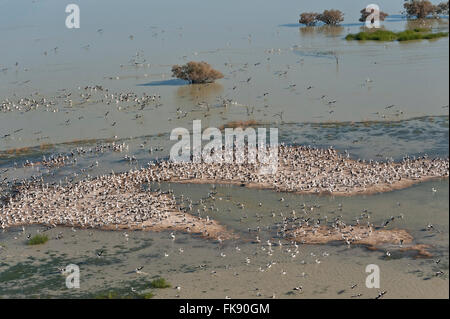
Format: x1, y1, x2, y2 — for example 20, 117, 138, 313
345, 28, 448, 42
150, 277, 171, 289
89, 278, 164, 299
27, 234, 49, 246
94, 290, 154, 299
0, 256, 69, 297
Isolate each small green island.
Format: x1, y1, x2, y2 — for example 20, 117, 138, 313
346, 28, 449, 41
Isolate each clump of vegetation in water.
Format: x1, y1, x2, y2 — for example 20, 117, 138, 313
317, 10, 344, 25
404, 0, 436, 18
27, 234, 49, 246
359, 7, 389, 22
435, 1, 449, 15
171, 61, 223, 84
139, 292, 155, 299
299, 9, 344, 26
397, 29, 448, 40
345, 28, 448, 41
299, 12, 319, 26
150, 277, 171, 288
403, 0, 449, 18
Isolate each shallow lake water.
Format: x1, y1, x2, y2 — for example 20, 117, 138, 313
0, 0, 448, 298
0, 179, 448, 298
1, 0, 448, 151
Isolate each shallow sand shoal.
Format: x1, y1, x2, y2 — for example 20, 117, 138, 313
166, 175, 446, 197
145, 145, 448, 196
286, 224, 432, 257
0, 174, 236, 241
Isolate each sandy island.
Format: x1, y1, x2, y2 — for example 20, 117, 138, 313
0, 172, 236, 240
286, 224, 432, 257
1, 145, 447, 246
146, 145, 448, 196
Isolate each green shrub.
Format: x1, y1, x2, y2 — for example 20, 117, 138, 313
140, 292, 155, 299
27, 234, 49, 245
150, 277, 171, 289
345, 30, 397, 41
413, 27, 432, 32
346, 29, 448, 42
421, 31, 450, 39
